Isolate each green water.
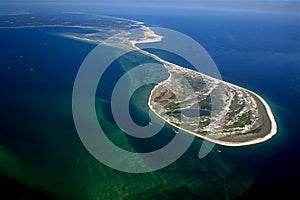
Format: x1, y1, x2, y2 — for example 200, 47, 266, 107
1, 91, 254, 200
0, 29, 255, 200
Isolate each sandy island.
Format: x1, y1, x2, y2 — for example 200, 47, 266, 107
130, 29, 277, 147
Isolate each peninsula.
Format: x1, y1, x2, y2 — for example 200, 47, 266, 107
0, 12, 277, 146
147, 61, 277, 146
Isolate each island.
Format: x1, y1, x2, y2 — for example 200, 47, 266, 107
147, 61, 277, 146
0, 12, 277, 146
133, 45, 277, 146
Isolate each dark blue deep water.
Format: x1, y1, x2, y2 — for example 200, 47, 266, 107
118, 10, 300, 198
0, 6, 299, 200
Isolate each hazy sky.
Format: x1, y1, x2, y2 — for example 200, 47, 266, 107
1, 0, 299, 14
3, 0, 299, 3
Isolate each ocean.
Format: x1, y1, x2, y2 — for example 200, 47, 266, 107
115, 10, 300, 198
0, 8, 299, 199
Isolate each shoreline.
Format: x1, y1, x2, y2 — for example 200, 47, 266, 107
32, 15, 277, 147
148, 81, 277, 147
137, 42, 278, 147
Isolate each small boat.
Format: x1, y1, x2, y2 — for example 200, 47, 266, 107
216, 149, 222, 153
172, 128, 179, 134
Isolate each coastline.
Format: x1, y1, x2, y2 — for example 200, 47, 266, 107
23, 13, 277, 147
148, 81, 277, 147
136, 41, 278, 147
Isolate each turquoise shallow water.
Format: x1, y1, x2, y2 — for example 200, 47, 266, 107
0, 9, 299, 199
130, 11, 300, 199
0, 27, 256, 199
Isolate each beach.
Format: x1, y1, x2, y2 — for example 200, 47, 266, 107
131, 32, 278, 147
